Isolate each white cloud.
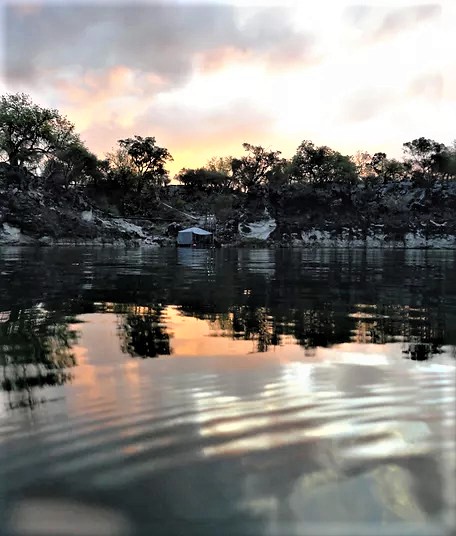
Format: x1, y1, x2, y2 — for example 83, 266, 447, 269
2, 0, 454, 169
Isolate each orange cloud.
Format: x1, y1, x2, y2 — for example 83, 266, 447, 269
197, 47, 251, 74
78, 96, 276, 177
53, 66, 168, 132
197, 42, 320, 76
56, 66, 165, 106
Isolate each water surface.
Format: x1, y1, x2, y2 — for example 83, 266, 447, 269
0, 247, 454, 535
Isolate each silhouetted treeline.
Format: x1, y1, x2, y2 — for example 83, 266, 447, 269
1, 93, 455, 228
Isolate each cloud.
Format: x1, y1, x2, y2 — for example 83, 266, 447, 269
343, 5, 372, 27
5, 3, 316, 90
79, 98, 275, 174
3, 1, 451, 168
344, 3, 441, 43
3, 2, 315, 170
52, 66, 168, 124
145, 101, 273, 146
373, 4, 441, 41
340, 88, 398, 123
408, 74, 443, 100
238, 8, 317, 69
198, 47, 251, 74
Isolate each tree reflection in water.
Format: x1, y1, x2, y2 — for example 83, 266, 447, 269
350, 304, 446, 361
203, 306, 282, 353
0, 248, 454, 373
0, 305, 78, 409
231, 305, 279, 353
174, 300, 449, 358
116, 305, 171, 358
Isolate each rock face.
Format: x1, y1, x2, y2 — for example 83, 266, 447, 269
298, 228, 456, 249
2, 179, 456, 248
0, 187, 160, 246
0, 223, 34, 245
238, 218, 277, 241
81, 210, 93, 222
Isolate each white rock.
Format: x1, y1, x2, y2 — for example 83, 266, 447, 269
239, 218, 277, 240
81, 209, 93, 222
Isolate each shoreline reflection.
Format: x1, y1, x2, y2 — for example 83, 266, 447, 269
0, 247, 455, 406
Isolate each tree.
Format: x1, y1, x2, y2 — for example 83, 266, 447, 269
369, 152, 387, 176
176, 168, 228, 194
105, 147, 132, 179
265, 158, 292, 215
102, 136, 173, 213
430, 141, 456, 181
403, 137, 446, 178
117, 135, 172, 194
43, 141, 103, 189
204, 156, 238, 190
205, 156, 233, 177
383, 159, 407, 182
291, 140, 358, 185
351, 151, 373, 179
231, 143, 283, 194
0, 93, 77, 170
367, 152, 406, 182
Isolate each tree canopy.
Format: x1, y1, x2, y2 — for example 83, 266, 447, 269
109, 136, 173, 196
290, 140, 358, 185
1, 92, 455, 224
0, 93, 77, 170
118, 136, 172, 183
177, 168, 231, 194
231, 143, 284, 194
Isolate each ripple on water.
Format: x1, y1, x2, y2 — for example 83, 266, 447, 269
0, 357, 455, 534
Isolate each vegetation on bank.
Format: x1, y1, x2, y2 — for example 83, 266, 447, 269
1, 92, 456, 243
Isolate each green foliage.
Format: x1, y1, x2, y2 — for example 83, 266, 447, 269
0, 162, 35, 189
92, 136, 173, 214
117, 135, 172, 193
43, 141, 103, 189
290, 140, 358, 185
431, 141, 456, 180
204, 156, 239, 190
232, 143, 284, 194
383, 159, 407, 182
176, 167, 230, 194
370, 152, 387, 175
351, 151, 373, 179
213, 192, 236, 221
0, 93, 77, 170
1, 91, 455, 229
401, 137, 456, 186
205, 156, 234, 177
403, 137, 446, 176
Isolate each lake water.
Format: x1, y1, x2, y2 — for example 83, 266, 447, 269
0, 247, 455, 535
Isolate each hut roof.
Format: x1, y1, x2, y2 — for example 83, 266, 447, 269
178, 227, 212, 235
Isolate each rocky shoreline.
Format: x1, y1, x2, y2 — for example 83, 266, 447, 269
2, 183, 456, 249
2, 219, 456, 249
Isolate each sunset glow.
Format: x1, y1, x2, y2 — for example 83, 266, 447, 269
3, 0, 455, 176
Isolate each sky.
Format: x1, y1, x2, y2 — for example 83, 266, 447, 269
1, 0, 455, 177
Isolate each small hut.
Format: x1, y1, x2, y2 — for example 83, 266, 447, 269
177, 227, 212, 247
